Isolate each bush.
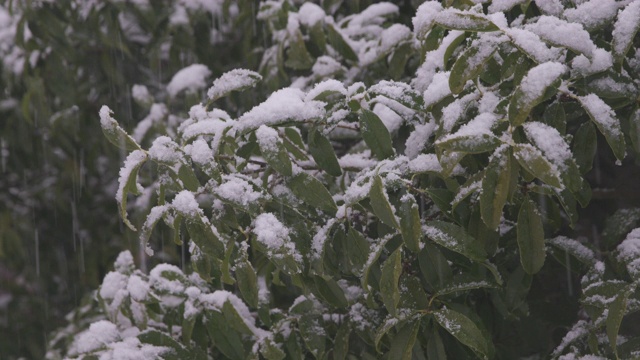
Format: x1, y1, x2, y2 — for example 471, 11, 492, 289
44, 0, 640, 359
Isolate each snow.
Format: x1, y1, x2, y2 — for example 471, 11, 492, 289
200, 290, 268, 338
127, 275, 150, 302
132, 103, 168, 142
235, 88, 325, 134
99, 105, 118, 131
172, 190, 201, 217
166, 64, 211, 97
148, 136, 181, 164
412, 30, 465, 92
312, 56, 345, 78
115, 150, 147, 211
185, 139, 214, 165
256, 125, 281, 153
71, 320, 120, 354
405, 122, 436, 159
552, 320, 590, 357
253, 213, 302, 264
504, 28, 559, 63
523, 122, 572, 171
612, 0, 640, 57
441, 93, 478, 133
548, 236, 596, 264
435, 8, 494, 30
373, 103, 403, 134
131, 84, 152, 104
517, 62, 565, 103
534, 0, 563, 16
423, 72, 451, 108
149, 264, 186, 294
526, 16, 596, 58
412, 1, 443, 38
616, 228, 640, 277
408, 154, 444, 173
298, 2, 325, 27
437, 112, 497, 142
311, 219, 337, 259
571, 48, 613, 76
214, 175, 264, 206
564, 0, 619, 30
361, 24, 412, 65
338, 152, 377, 171
488, 0, 527, 13
114, 251, 135, 274
305, 79, 346, 101
100, 272, 128, 300
207, 68, 261, 101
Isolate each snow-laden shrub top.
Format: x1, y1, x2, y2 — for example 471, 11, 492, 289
46, 0, 640, 359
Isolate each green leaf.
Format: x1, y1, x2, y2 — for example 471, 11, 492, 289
138, 330, 187, 359
314, 275, 349, 308
100, 106, 142, 151
547, 236, 596, 266
419, 243, 453, 291
572, 122, 597, 174
205, 311, 246, 360
517, 196, 546, 274
629, 108, 640, 156
424, 220, 487, 262
327, 24, 358, 62
333, 322, 351, 360
433, 307, 491, 360
184, 217, 225, 259
607, 288, 631, 358
207, 69, 262, 102
513, 143, 562, 188
480, 146, 511, 230
285, 30, 314, 70
542, 101, 566, 135
346, 227, 371, 275
400, 195, 422, 252
257, 126, 292, 176
426, 328, 447, 360
236, 259, 259, 308
612, 1, 640, 63
222, 300, 253, 335
308, 128, 342, 177
260, 337, 286, 360
388, 43, 412, 80
449, 39, 499, 94
435, 11, 499, 32
380, 248, 403, 316
298, 315, 326, 359
508, 63, 564, 127
288, 172, 337, 214
388, 319, 421, 360
117, 150, 148, 231
370, 175, 400, 229
577, 94, 626, 161
177, 164, 201, 192
359, 109, 394, 160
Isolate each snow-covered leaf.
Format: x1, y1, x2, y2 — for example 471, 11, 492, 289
116, 150, 148, 231
435, 9, 499, 32
577, 94, 626, 161
508, 62, 565, 127
449, 37, 500, 94
513, 143, 562, 188
612, 0, 640, 63
256, 125, 292, 176
99, 106, 142, 151
288, 173, 337, 214
207, 69, 262, 102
